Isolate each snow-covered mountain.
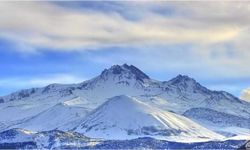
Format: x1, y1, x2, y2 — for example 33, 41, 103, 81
0, 64, 249, 144
183, 107, 250, 137
74, 95, 223, 142
11, 98, 90, 131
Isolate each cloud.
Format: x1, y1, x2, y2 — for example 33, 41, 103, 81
0, 2, 246, 51
81, 45, 250, 79
240, 88, 250, 102
0, 1, 250, 82
0, 74, 86, 94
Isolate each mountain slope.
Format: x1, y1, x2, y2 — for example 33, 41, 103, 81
183, 107, 250, 137
11, 99, 90, 131
74, 95, 224, 142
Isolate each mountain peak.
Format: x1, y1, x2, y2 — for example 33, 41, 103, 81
75, 95, 223, 140
100, 64, 150, 82
166, 74, 210, 93
105, 95, 140, 107
168, 74, 197, 85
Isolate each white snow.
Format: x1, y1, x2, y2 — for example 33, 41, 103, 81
75, 95, 224, 142
11, 99, 90, 131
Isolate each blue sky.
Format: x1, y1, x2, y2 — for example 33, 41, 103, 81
0, 1, 249, 100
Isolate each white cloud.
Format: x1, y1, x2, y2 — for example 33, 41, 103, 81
240, 88, 250, 102
0, 74, 86, 90
83, 45, 250, 79
0, 1, 250, 80
0, 2, 246, 51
